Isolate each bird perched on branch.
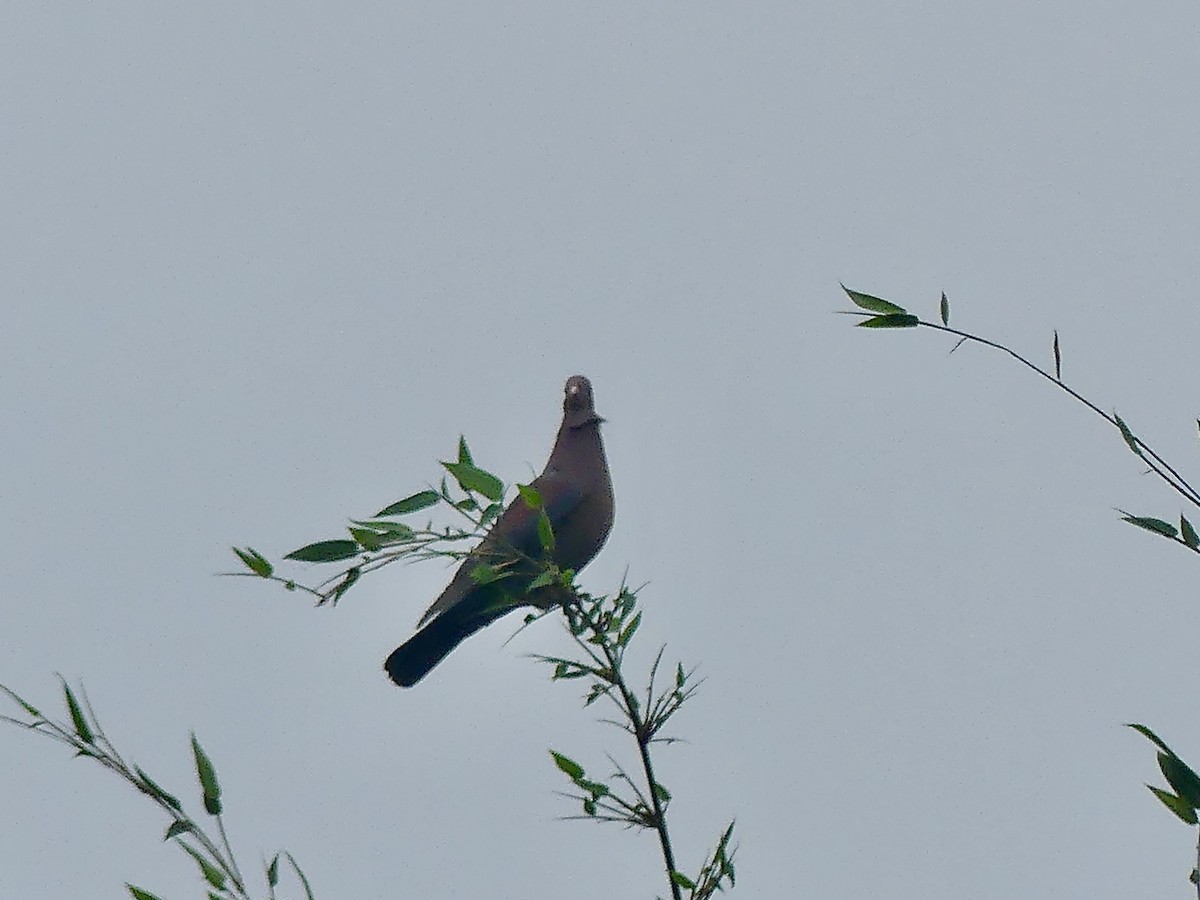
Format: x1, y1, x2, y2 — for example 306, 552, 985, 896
385, 375, 614, 687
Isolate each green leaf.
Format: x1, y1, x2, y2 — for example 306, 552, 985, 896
1148, 785, 1199, 825
457, 435, 474, 466
550, 751, 585, 780
670, 871, 697, 890
180, 842, 226, 890
1053, 330, 1062, 381
442, 461, 505, 501
164, 819, 191, 840
348, 527, 383, 552
330, 567, 361, 604
350, 519, 415, 540
939, 291, 949, 325
618, 611, 642, 648
232, 546, 273, 578
190, 733, 222, 816
1182, 516, 1199, 550
858, 313, 920, 328
676, 662, 686, 689
841, 284, 907, 315
653, 780, 672, 803
1113, 412, 1140, 456
528, 569, 557, 591
135, 765, 182, 811
536, 509, 555, 552
518, 483, 543, 509
1119, 512, 1178, 539
1128, 723, 1178, 756
1159, 752, 1200, 809
267, 853, 280, 887
284, 539, 361, 563
126, 885, 167, 900
375, 490, 440, 517
62, 681, 93, 745
286, 851, 316, 900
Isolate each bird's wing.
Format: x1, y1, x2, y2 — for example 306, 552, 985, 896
415, 470, 583, 625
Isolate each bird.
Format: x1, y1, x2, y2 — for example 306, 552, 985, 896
384, 375, 615, 687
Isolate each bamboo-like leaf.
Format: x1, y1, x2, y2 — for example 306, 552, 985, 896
348, 528, 383, 552
267, 853, 280, 887
442, 461, 504, 501
350, 519, 414, 539
1128, 723, 1177, 756
1159, 752, 1200, 809
232, 547, 273, 578
1148, 785, 1199, 825
286, 852, 316, 900
858, 313, 920, 328
841, 284, 907, 314
1119, 512, 1178, 539
284, 539, 360, 563
1181, 516, 1199, 550
550, 751, 585, 780
190, 733, 222, 816
164, 819, 191, 840
457, 435, 473, 466
62, 681, 94, 744
1052, 330, 1061, 381
135, 765, 182, 811
126, 885, 167, 900
518, 483, 543, 509
374, 490, 440, 517
618, 611, 642, 648
180, 842, 226, 889
537, 509, 555, 552
330, 567, 361, 604
670, 871, 697, 890
1113, 413, 1140, 456
939, 291, 949, 325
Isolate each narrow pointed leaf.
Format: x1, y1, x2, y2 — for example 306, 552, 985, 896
126, 886, 166, 900
457, 435, 473, 466
670, 871, 697, 890
518, 483, 543, 509
164, 819, 191, 840
618, 611, 642, 648
1148, 785, 1199, 824
1053, 330, 1061, 381
180, 842, 226, 889
1119, 512, 1178, 539
284, 539, 360, 563
537, 509, 555, 552
443, 461, 504, 501
350, 519, 414, 539
858, 313, 919, 328
1158, 752, 1200, 809
330, 566, 361, 604
375, 490, 440, 517
62, 682, 94, 744
348, 527, 383, 552
939, 291, 949, 325
190, 733, 222, 816
1113, 413, 1140, 455
267, 854, 280, 887
286, 851, 316, 900
841, 284, 907, 314
550, 751, 585, 780
1181, 516, 1199, 550
232, 546, 273, 578
135, 766, 182, 811
1128, 723, 1178, 756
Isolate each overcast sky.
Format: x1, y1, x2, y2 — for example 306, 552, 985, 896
5, 3, 1200, 898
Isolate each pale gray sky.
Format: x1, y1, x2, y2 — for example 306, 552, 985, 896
4, 3, 1200, 898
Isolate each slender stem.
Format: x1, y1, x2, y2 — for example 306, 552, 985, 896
569, 597, 682, 900
920, 320, 1200, 509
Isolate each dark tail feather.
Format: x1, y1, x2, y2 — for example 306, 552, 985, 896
384, 605, 505, 687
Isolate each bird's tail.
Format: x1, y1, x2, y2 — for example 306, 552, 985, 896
384, 604, 507, 688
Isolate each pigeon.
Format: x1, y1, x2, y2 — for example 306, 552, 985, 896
384, 375, 614, 687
